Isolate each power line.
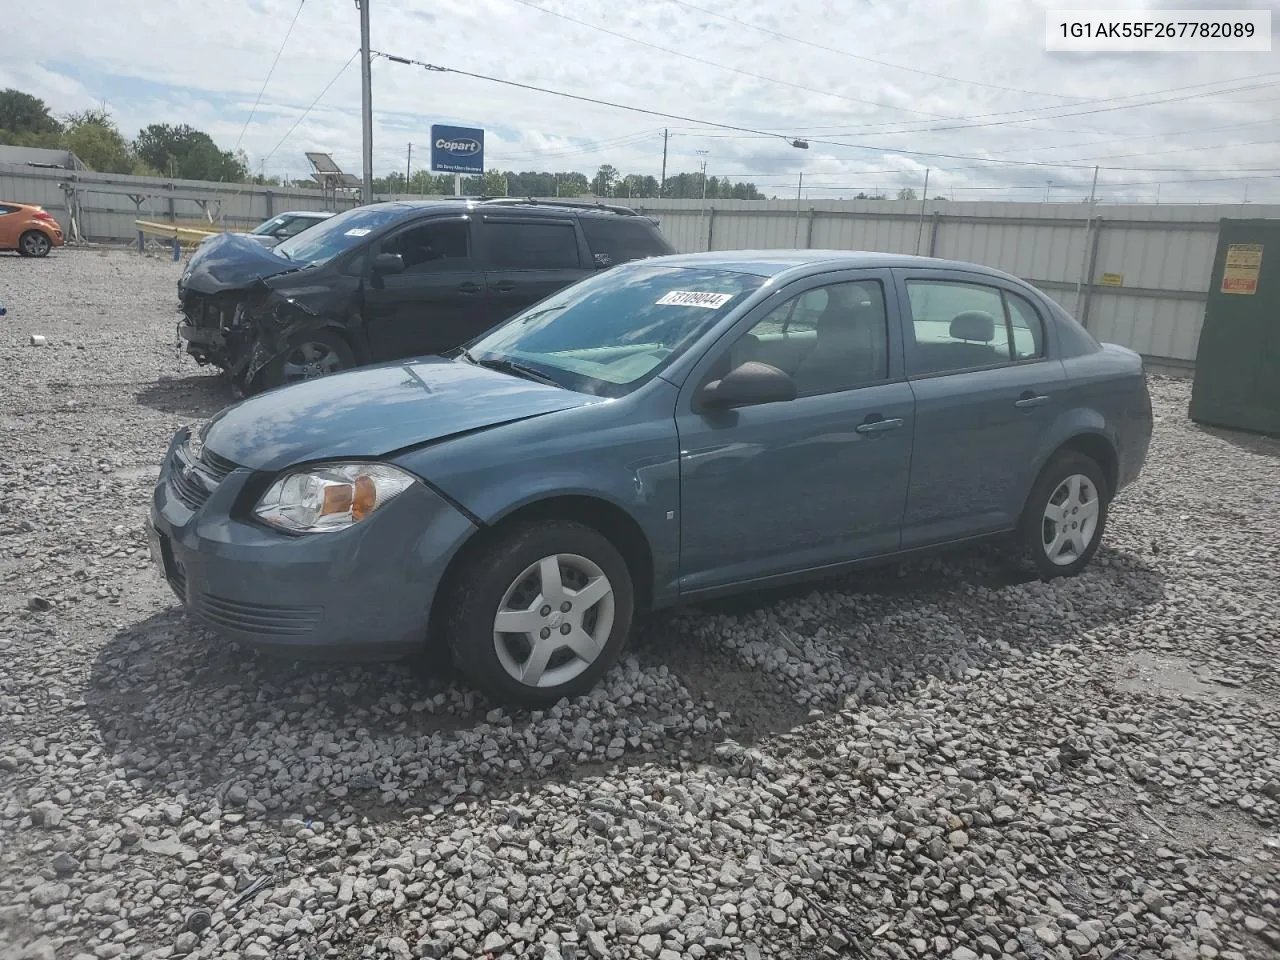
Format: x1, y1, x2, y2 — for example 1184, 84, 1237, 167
503, 0, 950, 120
262, 49, 360, 165
234, 0, 307, 154
668, 73, 1280, 140
663, 0, 1079, 102
373, 51, 1280, 175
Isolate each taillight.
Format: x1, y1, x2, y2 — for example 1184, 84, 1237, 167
34, 210, 56, 222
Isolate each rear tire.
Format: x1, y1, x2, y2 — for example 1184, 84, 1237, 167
443, 521, 634, 706
18, 230, 51, 258
1014, 450, 1110, 579
257, 329, 355, 391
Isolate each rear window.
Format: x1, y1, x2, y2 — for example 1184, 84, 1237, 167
580, 216, 674, 267
485, 220, 580, 269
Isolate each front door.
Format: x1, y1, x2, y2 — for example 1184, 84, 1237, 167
361, 216, 487, 360
476, 217, 592, 331
675, 271, 916, 593
895, 271, 1066, 547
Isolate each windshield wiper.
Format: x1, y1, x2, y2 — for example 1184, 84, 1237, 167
467, 352, 560, 386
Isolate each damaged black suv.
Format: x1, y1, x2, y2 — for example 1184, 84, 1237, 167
176, 197, 675, 393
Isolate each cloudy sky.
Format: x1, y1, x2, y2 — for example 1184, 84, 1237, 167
2, 0, 1279, 201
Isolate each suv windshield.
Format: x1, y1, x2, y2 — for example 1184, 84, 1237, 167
273, 205, 407, 264
467, 263, 765, 397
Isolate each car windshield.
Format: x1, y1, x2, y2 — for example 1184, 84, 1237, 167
273, 205, 406, 264
252, 215, 288, 236
467, 263, 766, 397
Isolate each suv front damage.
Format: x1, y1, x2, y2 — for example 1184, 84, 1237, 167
177, 233, 326, 392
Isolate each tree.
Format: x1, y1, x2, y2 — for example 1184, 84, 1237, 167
62, 107, 135, 173
897, 187, 917, 200
134, 123, 247, 181
0, 89, 62, 138
482, 168, 508, 195
592, 164, 619, 197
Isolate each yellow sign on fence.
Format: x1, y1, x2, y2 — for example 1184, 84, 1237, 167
1221, 243, 1263, 295
1099, 272, 1123, 287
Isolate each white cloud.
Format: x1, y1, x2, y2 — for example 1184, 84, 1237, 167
2, 0, 1278, 201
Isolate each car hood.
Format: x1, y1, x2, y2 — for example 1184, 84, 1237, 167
202, 357, 599, 472
180, 232, 301, 295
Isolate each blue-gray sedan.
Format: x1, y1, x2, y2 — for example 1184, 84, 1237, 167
149, 251, 1153, 704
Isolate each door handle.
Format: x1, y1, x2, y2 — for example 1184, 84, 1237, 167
457, 282, 481, 295
494, 282, 515, 293
1014, 392, 1049, 408
855, 417, 904, 434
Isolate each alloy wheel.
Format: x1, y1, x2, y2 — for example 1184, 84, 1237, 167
22, 232, 50, 256
492, 553, 615, 689
281, 341, 342, 381
1041, 473, 1100, 566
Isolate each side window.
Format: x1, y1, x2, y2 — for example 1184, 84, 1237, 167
579, 217, 671, 267
485, 220, 580, 270
381, 219, 471, 274
0, 205, 14, 216
719, 280, 889, 397
280, 217, 315, 238
1005, 291, 1045, 360
905, 280, 1012, 376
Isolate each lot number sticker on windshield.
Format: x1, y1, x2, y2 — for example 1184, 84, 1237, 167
344, 228, 371, 237
656, 290, 734, 309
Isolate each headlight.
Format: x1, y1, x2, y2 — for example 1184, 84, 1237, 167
254, 462, 416, 534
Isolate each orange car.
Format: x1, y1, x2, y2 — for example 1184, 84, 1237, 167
0, 201, 64, 257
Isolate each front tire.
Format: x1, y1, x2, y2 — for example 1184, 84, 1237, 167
257, 329, 355, 391
444, 521, 634, 706
18, 230, 51, 258
1015, 450, 1109, 579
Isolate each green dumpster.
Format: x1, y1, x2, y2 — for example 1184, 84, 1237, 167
1189, 218, 1280, 435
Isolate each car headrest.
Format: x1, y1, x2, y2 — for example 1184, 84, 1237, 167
950, 310, 996, 342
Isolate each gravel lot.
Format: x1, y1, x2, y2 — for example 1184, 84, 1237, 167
1, 246, 1278, 960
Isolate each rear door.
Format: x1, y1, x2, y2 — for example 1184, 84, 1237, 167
360, 216, 487, 360
895, 269, 1065, 547
475, 216, 591, 329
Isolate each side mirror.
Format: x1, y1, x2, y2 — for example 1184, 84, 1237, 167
697, 361, 796, 411
372, 252, 405, 275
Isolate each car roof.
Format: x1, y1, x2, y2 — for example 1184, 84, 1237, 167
648, 249, 1030, 284
367, 198, 647, 220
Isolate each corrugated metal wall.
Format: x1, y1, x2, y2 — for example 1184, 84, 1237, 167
4, 162, 1274, 368
633, 198, 1280, 368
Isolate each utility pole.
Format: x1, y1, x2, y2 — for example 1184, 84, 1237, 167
358, 0, 373, 203
697, 150, 709, 251
1072, 165, 1100, 316
915, 168, 929, 255
793, 171, 803, 246
405, 142, 411, 192
660, 128, 668, 198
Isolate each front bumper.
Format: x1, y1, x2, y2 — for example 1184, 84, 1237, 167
149, 429, 477, 658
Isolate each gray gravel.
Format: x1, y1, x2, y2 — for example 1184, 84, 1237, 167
1, 246, 1278, 960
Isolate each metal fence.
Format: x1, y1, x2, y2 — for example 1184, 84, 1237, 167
630, 198, 1280, 374
0, 162, 359, 243
5, 161, 1275, 372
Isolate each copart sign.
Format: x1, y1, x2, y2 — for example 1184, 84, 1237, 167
430, 124, 485, 175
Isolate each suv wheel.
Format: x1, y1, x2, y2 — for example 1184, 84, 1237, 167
444, 521, 634, 706
259, 330, 355, 390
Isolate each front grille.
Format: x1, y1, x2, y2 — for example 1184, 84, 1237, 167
170, 462, 212, 510
200, 449, 238, 481
167, 442, 240, 511
193, 594, 322, 637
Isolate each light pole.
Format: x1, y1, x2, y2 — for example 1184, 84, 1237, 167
357, 0, 373, 203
